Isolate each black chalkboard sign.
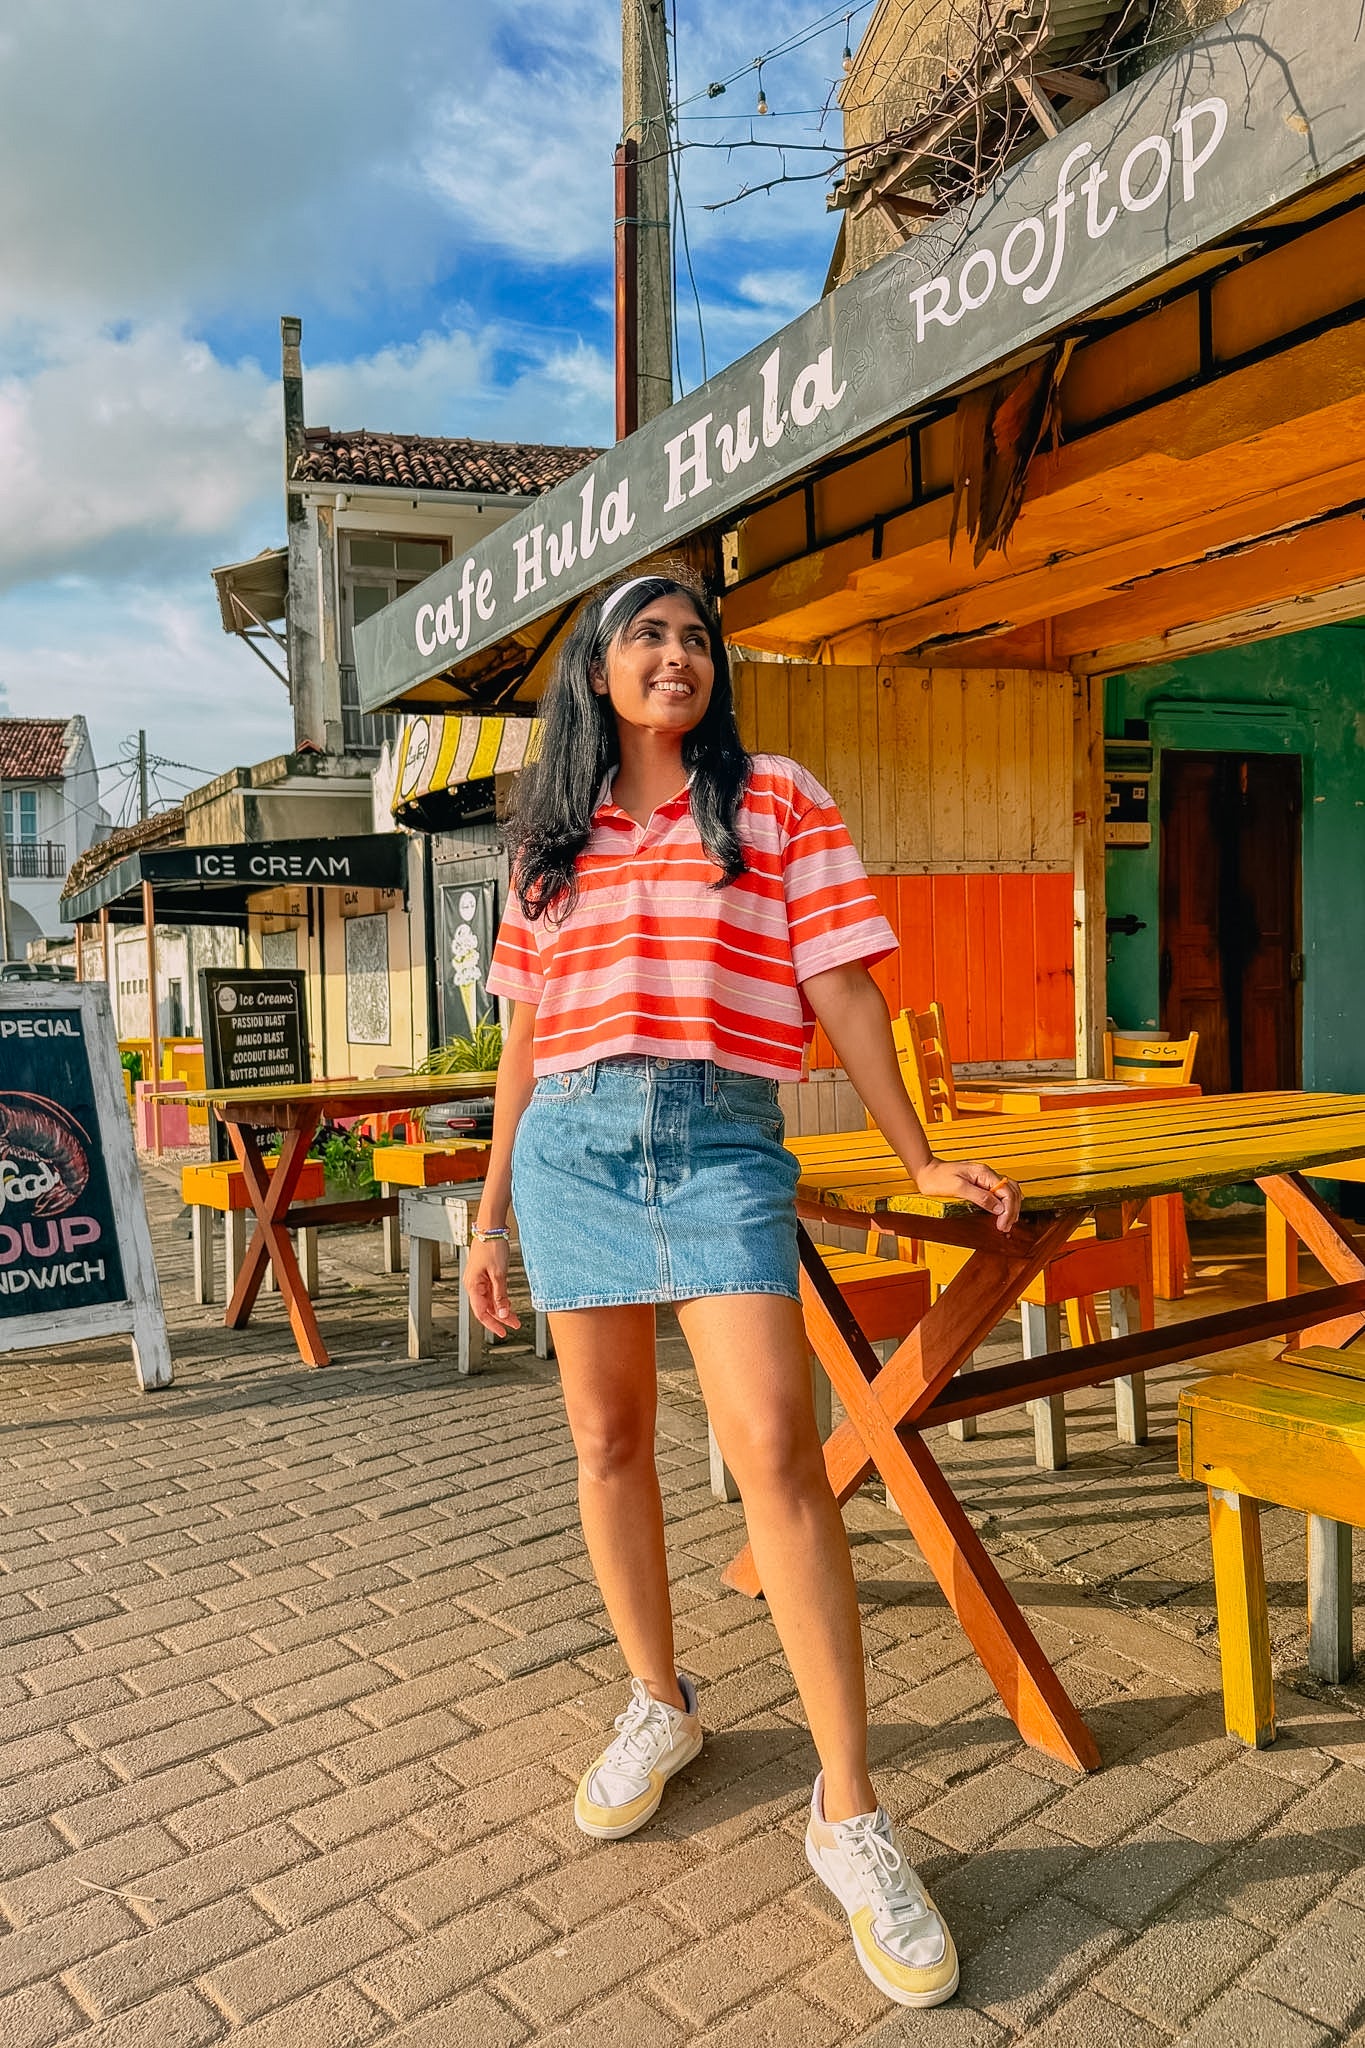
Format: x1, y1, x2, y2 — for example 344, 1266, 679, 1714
0, 986, 170, 1388
198, 970, 310, 1159
199, 969, 310, 1092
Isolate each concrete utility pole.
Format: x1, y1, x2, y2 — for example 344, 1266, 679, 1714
622, 0, 673, 426
136, 729, 149, 821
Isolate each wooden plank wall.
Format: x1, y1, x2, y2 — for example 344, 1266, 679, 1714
818, 872, 1076, 1068
731, 663, 1073, 869
732, 664, 1078, 1131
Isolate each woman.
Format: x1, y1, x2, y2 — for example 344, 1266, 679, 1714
464, 572, 1021, 2009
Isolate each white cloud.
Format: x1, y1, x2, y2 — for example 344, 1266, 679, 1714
734, 269, 819, 317
0, 0, 484, 323
0, 580, 294, 803
307, 330, 491, 437
419, 7, 620, 267
0, 324, 277, 591
0, 319, 613, 597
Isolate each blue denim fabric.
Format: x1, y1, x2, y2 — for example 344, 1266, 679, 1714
511, 1056, 801, 1312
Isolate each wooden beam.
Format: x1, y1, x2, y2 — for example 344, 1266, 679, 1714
918, 1276, 1365, 1426
1035, 67, 1109, 108
1073, 676, 1105, 1079
872, 465, 1365, 655
1016, 72, 1060, 138
1054, 513, 1365, 670
724, 319, 1365, 654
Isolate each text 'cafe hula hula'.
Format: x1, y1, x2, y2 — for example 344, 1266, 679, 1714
357, 0, 1365, 1129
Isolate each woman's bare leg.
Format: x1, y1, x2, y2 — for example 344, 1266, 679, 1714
675, 1293, 875, 1821
549, 1303, 685, 1710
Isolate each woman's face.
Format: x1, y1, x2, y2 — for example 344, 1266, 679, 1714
594, 592, 715, 738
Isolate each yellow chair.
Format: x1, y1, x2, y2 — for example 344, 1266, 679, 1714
897, 1001, 961, 1123
1178, 1345, 1363, 1746
893, 1004, 1155, 1469
161, 1039, 207, 1131
1103, 1028, 1200, 1086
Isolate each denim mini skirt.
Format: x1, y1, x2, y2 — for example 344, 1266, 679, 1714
511, 1055, 801, 1312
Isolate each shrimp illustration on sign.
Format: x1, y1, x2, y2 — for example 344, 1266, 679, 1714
450, 890, 484, 1035
0, 1094, 91, 1218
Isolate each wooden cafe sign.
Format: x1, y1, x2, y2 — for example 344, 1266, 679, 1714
354, 0, 1365, 715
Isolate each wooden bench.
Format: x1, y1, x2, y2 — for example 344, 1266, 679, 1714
400, 1188, 552, 1373
371, 1142, 492, 1272
1177, 1345, 1363, 1746
924, 1226, 1154, 1469
182, 1158, 324, 1306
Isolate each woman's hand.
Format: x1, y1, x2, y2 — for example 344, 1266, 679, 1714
915, 1157, 1022, 1233
463, 1237, 522, 1337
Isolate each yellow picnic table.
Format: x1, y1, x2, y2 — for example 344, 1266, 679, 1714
723, 1090, 1365, 1774
177, 1075, 499, 1369
953, 1075, 1203, 1299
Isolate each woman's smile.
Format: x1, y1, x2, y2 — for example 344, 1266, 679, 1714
597, 591, 716, 733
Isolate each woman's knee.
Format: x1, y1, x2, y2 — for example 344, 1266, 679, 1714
570, 1409, 656, 1483
720, 1407, 825, 1497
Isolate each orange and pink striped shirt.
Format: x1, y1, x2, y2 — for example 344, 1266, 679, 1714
487, 754, 896, 1080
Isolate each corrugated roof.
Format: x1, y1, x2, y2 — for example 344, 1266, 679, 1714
0, 718, 71, 781
62, 807, 184, 900
292, 431, 601, 497
830, 0, 1133, 214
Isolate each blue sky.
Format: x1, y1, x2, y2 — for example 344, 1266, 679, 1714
0, 0, 868, 820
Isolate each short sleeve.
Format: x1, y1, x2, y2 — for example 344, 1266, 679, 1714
781, 769, 897, 983
486, 889, 546, 1004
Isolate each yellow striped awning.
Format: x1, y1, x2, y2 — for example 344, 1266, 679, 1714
390, 714, 543, 817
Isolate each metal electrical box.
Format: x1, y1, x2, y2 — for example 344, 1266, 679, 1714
1104, 739, 1153, 847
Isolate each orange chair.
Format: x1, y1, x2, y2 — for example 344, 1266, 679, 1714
1104, 1030, 1199, 1295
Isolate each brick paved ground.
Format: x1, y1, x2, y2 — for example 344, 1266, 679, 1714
1, 1171, 1362, 2047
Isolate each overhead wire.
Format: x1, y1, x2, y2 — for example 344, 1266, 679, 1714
665, 0, 708, 387
673, 1, 875, 114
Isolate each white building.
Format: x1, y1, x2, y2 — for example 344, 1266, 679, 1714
1, 717, 109, 958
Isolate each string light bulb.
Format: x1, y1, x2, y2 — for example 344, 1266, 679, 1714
843, 14, 854, 70
756, 61, 769, 114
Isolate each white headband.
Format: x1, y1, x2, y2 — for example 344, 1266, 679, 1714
596, 576, 656, 632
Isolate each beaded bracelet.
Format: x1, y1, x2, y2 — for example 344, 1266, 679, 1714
471, 1225, 511, 1243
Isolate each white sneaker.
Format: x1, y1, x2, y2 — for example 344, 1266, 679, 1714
574, 1675, 703, 1839
806, 1772, 959, 2007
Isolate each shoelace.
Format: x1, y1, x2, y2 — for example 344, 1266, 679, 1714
837, 1814, 933, 1934
601, 1680, 678, 1774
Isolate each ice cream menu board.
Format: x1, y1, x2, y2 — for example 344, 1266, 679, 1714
198, 969, 311, 1161
199, 969, 310, 1093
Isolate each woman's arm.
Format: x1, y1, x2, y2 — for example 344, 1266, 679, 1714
464, 998, 539, 1333
799, 962, 1021, 1232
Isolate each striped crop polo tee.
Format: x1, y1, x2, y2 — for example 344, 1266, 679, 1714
486, 754, 896, 1081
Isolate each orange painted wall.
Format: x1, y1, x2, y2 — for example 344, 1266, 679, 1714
810, 872, 1075, 1068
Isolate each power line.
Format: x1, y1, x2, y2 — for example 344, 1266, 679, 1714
666, 0, 708, 386
675, 1, 875, 114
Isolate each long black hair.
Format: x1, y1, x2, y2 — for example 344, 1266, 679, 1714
511, 573, 751, 922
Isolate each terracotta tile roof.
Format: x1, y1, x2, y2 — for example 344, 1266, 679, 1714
62, 807, 184, 900
292, 430, 601, 497
0, 718, 71, 781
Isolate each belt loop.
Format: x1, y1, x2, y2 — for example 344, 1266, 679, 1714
584, 1060, 598, 1092
704, 1061, 718, 1107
